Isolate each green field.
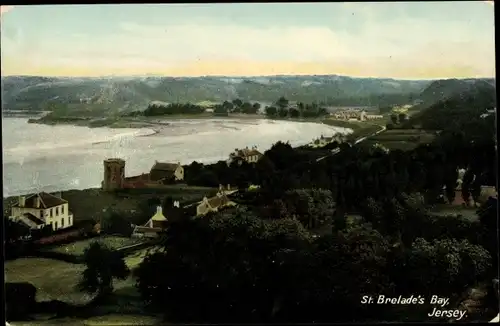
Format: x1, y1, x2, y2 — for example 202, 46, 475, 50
5, 245, 163, 324
46, 236, 143, 257
364, 129, 436, 151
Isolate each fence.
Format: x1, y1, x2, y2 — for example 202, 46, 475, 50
115, 240, 159, 256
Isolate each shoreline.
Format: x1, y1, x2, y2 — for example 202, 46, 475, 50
4, 116, 386, 198
24, 112, 356, 129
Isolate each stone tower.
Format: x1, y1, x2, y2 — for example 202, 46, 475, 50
102, 158, 125, 191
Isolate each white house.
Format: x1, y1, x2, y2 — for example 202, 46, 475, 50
227, 146, 263, 166
10, 192, 74, 231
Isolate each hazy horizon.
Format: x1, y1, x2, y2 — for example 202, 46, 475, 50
1, 2, 495, 79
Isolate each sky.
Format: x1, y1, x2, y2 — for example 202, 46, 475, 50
0, 2, 495, 79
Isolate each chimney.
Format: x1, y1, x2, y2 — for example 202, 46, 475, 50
156, 206, 163, 214
219, 184, 223, 191
34, 196, 40, 208
173, 201, 180, 208
18, 196, 26, 207
227, 184, 231, 190
53, 192, 62, 198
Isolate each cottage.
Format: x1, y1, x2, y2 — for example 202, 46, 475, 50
145, 205, 169, 229
10, 192, 74, 231
196, 185, 234, 216
132, 202, 182, 238
149, 161, 184, 183
314, 134, 346, 147
228, 146, 263, 165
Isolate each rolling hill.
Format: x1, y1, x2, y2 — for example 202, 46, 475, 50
408, 79, 496, 131
418, 78, 496, 106
1, 75, 431, 116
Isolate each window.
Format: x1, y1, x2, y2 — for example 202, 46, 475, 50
54, 221, 58, 230
61, 218, 64, 227
68, 215, 72, 225
56, 207, 59, 216
50, 209, 53, 217
62, 205, 65, 214
40, 210, 44, 218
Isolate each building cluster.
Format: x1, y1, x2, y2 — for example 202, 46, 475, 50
313, 134, 347, 147
331, 109, 383, 121
101, 158, 185, 191
9, 146, 263, 239
132, 184, 235, 238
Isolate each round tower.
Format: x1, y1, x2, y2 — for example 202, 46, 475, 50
102, 158, 125, 191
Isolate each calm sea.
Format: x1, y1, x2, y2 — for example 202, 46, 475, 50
2, 117, 351, 196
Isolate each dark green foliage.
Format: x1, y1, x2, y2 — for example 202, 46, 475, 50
5, 282, 37, 320
78, 242, 130, 297
401, 238, 491, 296
143, 102, 205, 116
100, 211, 134, 236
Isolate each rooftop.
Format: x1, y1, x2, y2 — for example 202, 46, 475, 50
151, 161, 180, 171
13, 192, 68, 209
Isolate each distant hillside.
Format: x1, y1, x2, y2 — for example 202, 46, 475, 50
1, 75, 430, 117
418, 78, 496, 106
409, 79, 496, 131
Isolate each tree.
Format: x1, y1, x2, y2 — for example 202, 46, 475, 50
4, 217, 30, 243
265, 106, 278, 117
276, 96, 289, 110
222, 100, 234, 112
289, 108, 300, 118
252, 102, 261, 112
78, 242, 130, 299
232, 98, 243, 109
403, 238, 491, 296
390, 114, 398, 125
136, 209, 312, 322
278, 107, 288, 118
101, 211, 133, 236
214, 105, 229, 116
241, 102, 257, 114
283, 189, 335, 230
282, 225, 395, 322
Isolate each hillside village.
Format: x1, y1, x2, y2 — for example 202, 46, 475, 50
4, 79, 499, 325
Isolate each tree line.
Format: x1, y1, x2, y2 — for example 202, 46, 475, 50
264, 96, 328, 119
123, 96, 330, 119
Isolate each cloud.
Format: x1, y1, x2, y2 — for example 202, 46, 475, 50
116, 22, 353, 62
1, 6, 495, 78
0, 5, 14, 16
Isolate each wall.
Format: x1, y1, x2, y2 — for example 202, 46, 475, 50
11, 206, 43, 220
44, 204, 70, 231
174, 167, 184, 181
